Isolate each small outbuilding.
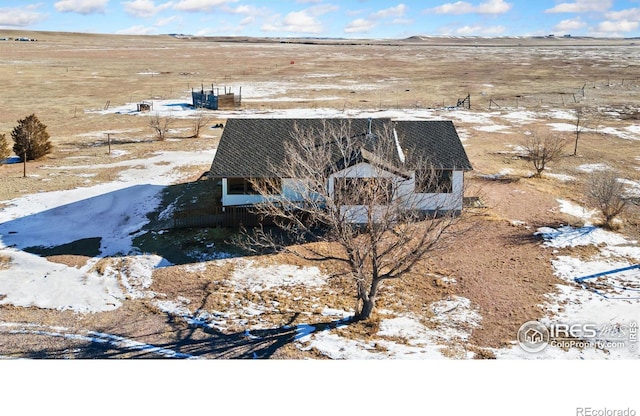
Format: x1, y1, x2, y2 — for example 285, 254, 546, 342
192, 86, 241, 110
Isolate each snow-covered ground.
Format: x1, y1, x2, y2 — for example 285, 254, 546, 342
2, 103, 640, 361
495, 224, 640, 359
494, 198, 640, 359
0, 150, 214, 312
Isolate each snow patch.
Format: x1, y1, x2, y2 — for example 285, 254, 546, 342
230, 260, 328, 291
555, 198, 597, 222
474, 125, 510, 133
536, 226, 630, 248
600, 126, 639, 141
577, 163, 611, 173
298, 296, 481, 359
547, 122, 576, 132
546, 173, 576, 182
0, 249, 123, 313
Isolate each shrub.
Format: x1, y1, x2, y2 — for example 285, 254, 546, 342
11, 114, 52, 161
586, 170, 627, 229
523, 131, 567, 178
0, 133, 10, 162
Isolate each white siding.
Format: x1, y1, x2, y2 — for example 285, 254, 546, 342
328, 163, 464, 223
221, 164, 465, 222
408, 170, 465, 212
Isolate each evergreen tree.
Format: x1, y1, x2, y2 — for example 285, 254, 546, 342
12, 114, 52, 161
0, 133, 10, 162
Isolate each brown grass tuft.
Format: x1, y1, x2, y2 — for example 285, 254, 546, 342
0, 254, 12, 269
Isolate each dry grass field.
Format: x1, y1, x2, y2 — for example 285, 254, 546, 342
1, 30, 640, 359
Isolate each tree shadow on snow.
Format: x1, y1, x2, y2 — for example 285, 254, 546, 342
0, 181, 243, 265
0, 184, 167, 258
3, 316, 349, 359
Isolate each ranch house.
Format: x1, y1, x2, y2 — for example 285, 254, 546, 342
207, 118, 472, 223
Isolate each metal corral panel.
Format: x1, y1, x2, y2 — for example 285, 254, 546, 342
192, 91, 218, 110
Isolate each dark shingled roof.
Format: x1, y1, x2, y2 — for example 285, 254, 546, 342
209, 118, 472, 178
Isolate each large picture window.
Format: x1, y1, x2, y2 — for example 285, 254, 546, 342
227, 178, 281, 195
415, 170, 453, 194
334, 177, 395, 205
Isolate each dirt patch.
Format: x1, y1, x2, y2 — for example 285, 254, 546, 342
44, 255, 92, 269
441, 218, 560, 348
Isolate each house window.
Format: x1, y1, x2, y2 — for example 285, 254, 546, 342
334, 177, 395, 205
415, 170, 453, 194
227, 178, 281, 195
228, 178, 249, 194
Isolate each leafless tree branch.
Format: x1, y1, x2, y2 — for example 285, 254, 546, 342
523, 130, 567, 178
149, 112, 174, 141
233, 120, 466, 320
586, 170, 627, 229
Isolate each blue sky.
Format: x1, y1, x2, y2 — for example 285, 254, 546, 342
1, 1, 640, 38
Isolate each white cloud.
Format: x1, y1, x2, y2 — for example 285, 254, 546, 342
0, 6, 47, 27
262, 10, 323, 34
283, 10, 322, 33
347, 8, 367, 17
476, 0, 511, 14
429, 1, 475, 14
54, 0, 108, 15
116, 24, 157, 34
606, 8, 640, 21
596, 19, 640, 33
221, 4, 264, 29
260, 4, 336, 35
372, 4, 407, 19
122, 0, 174, 18
238, 15, 254, 26
210, 4, 266, 34
307, 4, 339, 16
427, 0, 511, 15
546, 0, 613, 13
455, 24, 506, 35
392, 18, 413, 25
341, 3, 407, 31
344, 18, 376, 33
173, 0, 237, 13
553, 17, 587, 32
225, 5, 257, 14
155, 15, 181, 26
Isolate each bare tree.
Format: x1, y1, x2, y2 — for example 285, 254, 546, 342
149, 112, 173, 141
586, 170, 627, 229
235, 120, 464, 321
191, 110, 210, 138
0, 133, 10, 163
572, 106, 588, 156
523, 131, 567, 178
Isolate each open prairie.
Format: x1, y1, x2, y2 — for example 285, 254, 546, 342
1, 31, 640, 359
